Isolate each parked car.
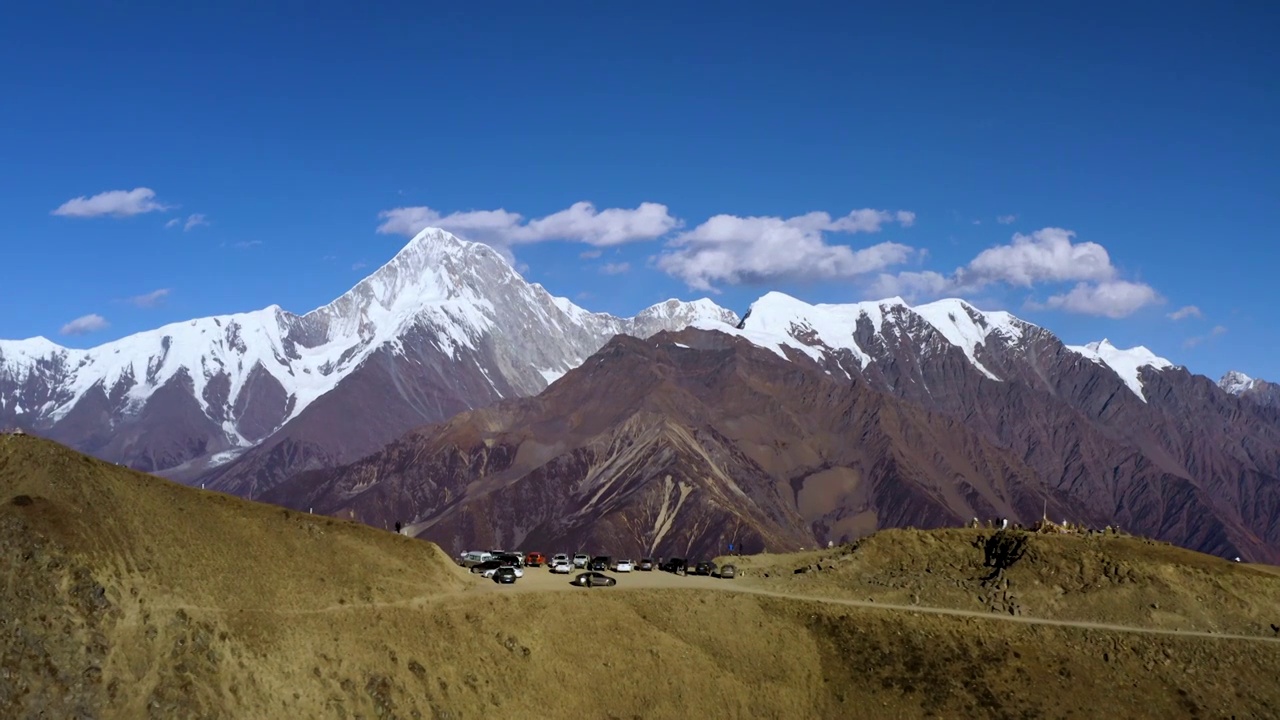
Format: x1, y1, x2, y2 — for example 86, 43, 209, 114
589, 556, 612, 571
551, 553, 570, 566
496, 553, 524, 568
482, 564, 524, 579
572, 572, 617, 587
459, 551, 494, 567
572, 554, 590, 568
693, 560, 716, 576
470, 560, 502, 574
614, 559, 633, 572
493, 567, 518, 584
717, 564, 736, 579
549, 560, 572, 574
659, 557, 688, 574
524, 552, 547, 567
638, 558, 654, 571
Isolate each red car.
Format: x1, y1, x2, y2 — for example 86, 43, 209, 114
524, 552, 546, 567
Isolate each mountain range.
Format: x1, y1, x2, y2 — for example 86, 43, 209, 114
3, 228, 1278, 561
0, 229, 737, 495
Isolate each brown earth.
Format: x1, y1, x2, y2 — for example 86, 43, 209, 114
267, 327, 1280, 566
4, 435, 1280, 719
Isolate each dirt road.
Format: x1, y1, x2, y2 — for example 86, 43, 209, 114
464, 564, 1280, 644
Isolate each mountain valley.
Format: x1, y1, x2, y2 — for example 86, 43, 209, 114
3, 228, 1279, 563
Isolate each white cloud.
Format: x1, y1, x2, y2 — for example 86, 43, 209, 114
352, 261, 368, 271
867, 227, 1161, 317
1032, 280, 1162, 319
655, 209, 916, 291
996, 214, 1017, 225
866, 270, 955, 301
579, 249, 603, 259
600, 262, 631, 275
1168, 305, 1203, 321
1183, 325, 1227, 348
376, 201, 680, 248
166, 213, 209, 231
52, 188, 171, 218
127, 288, 171, 308
60, 314, 109, 336
963, 228, 1115, 287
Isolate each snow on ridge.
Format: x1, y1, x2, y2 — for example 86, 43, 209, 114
910, 298, 1027, 381
738, 291, 881, 369
0, 226, 743, 443
733, 292, 1037, 379
637, 297, 739, 325
1067, 339, 1173, 402
1219, 370, 1256, 395
0, 336, 79, 376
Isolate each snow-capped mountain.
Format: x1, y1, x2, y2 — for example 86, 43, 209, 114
0, 228, 737, 479
1220, 370, 1258, 395
1220, 370, 1280, 410
4, 226, 1268, 514
707, 291, 1176, 403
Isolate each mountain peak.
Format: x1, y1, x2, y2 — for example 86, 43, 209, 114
1068, 339, 1173, 402
1220, 370, 1257, 395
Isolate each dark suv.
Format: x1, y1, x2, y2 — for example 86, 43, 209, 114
693, 560, 716, 576
638, 558, 654, 571
493, 567, 518, 584
659, 557, 687, 574
589, 555, 612, 572
470, 560, 502, 574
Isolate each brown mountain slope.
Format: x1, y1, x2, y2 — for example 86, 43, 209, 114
267, 326, 1279, 562
265, 330, 1081, 559
7, 434, 1280, 719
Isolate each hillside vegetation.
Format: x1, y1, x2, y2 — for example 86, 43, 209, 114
727, 526, 1280, 638
4, 434, 1280, 719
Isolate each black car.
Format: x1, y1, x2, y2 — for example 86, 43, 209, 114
470, 560, 502, 574
493, 567, 518, 584
659, 557, 687, 574
638, 558, 654, 571
693, 560, 716, 576
496, 553, 524, 567
589, 555, 612, 572
572, 571, 617, 587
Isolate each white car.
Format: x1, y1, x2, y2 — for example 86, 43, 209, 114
572, 554, 590, 568
549, 561, 572, 574
614, 559, 633, 572
459, 550, 493, 567
551, 553, 570, 566
482, 564, 524, 579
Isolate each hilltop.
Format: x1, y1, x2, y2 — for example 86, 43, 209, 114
4, 435, 1280, 719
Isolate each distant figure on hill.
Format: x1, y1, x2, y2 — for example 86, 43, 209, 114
395, 521, 402, 533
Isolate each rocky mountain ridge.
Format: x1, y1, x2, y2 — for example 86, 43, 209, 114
0, 228, 737, 480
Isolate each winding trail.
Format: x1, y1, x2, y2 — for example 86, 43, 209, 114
142, 568, 1280, 645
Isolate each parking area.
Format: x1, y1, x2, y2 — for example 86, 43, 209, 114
467, 562, 736, 594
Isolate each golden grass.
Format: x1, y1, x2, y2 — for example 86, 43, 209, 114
5, 435, 1280, 719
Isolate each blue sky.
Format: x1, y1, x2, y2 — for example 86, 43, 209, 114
2, 2, 1276, 380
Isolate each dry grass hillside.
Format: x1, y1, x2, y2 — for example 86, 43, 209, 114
725, 527, 1280, 637
4, 434, 1280, 719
